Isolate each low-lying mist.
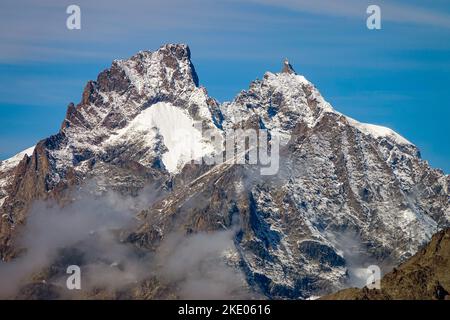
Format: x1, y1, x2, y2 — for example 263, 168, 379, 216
0, 180, 250, 299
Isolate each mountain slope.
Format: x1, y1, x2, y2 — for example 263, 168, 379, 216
0, 146, 35, 208
322, 227, 450, 300
0, 44, 448, 299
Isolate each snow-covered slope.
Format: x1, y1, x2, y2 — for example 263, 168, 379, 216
0, 146, 35, 207
0, 147, 35, 172
104, 102, 216, 173
346, 117, 412, 146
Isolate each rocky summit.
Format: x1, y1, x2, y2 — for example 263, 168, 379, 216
0, 44, 449, 299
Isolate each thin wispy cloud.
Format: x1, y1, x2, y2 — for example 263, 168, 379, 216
251, 0, 450, 29
1, 0, 449, 63
0, 0, 303, 62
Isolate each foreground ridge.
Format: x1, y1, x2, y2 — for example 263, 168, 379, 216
322, 227, 450, 300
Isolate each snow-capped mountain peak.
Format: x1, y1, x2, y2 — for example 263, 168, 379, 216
0, 44, 448, 300
51, 44, 222, 177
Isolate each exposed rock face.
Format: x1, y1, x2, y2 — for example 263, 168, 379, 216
281, 58, 296, 74
322, 227, 450, 300
0, 44, 449, 299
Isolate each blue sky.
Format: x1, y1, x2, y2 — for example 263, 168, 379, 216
0, 0, 449, 173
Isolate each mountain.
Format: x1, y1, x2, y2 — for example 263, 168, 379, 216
0, 44, 449, 299
322, 227, 450, 300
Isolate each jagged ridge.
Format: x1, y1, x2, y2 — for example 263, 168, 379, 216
0, 44, 449, 299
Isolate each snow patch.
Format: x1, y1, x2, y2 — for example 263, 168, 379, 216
106, 102, 214, 173
0, 146, 35, 172
0, 146, 35, 208
346, 117, 412, 145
